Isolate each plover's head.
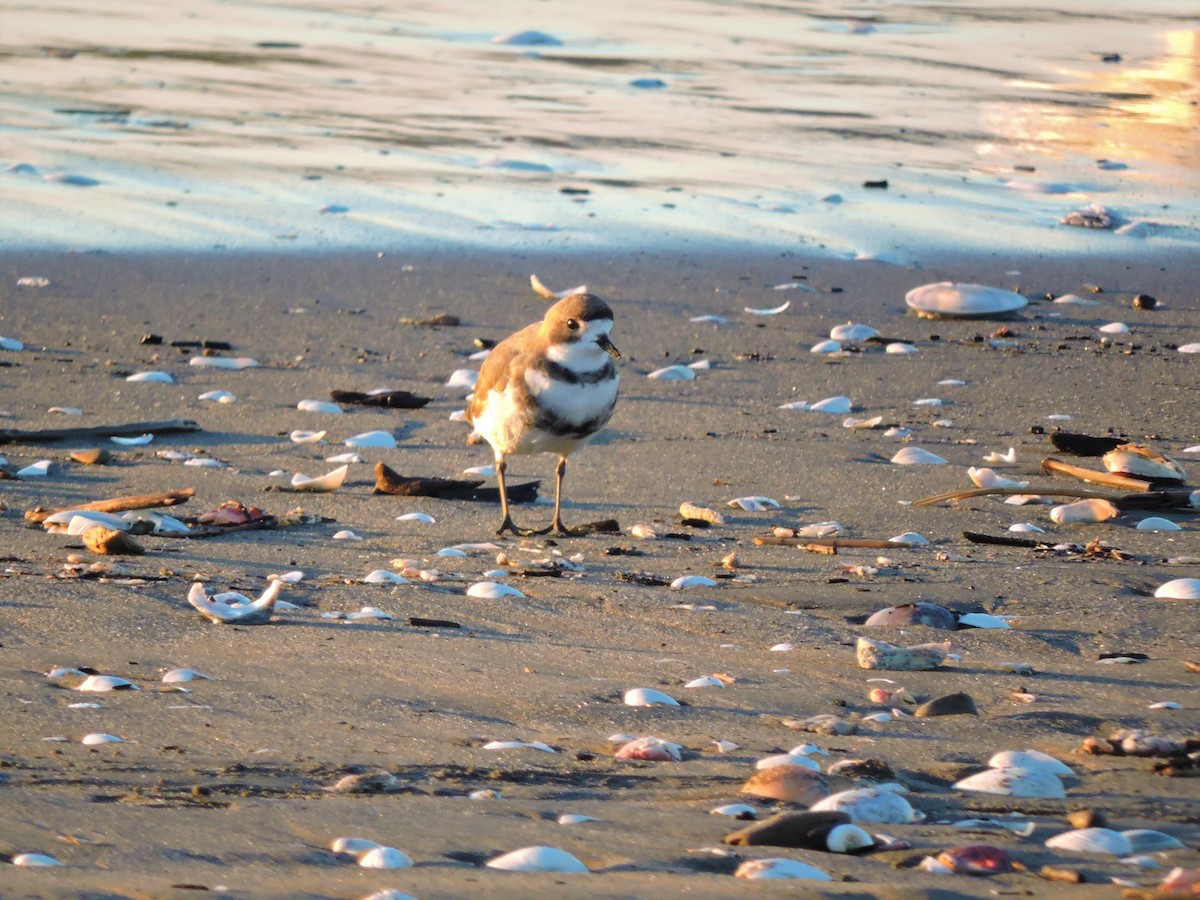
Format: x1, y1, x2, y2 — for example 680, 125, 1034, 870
543, 293, 621, 360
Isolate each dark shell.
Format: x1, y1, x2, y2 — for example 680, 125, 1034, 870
1049, 431, 1126, 457
724, 810, 851, 849
937, 844, 1021, 875
915, 691, 979, 717
865, 602, 957, 630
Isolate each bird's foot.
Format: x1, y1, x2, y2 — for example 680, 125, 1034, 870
495, 517, 548, 538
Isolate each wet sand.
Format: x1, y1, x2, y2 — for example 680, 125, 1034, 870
0, 248, 1198, 898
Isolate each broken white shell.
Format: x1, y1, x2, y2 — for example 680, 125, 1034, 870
1050, 498, 1118, 524
744, 301, 790, 316
906, 282, 1028, 319
891, 447, 947, 465
189, 356, 258, 369
954, 766, 1065, 799
483, 740, 556, 753
735, 858, 831, 880
331, 837, 380, 854
809, 395, 853, 413
289, 430, 326, 443
647, 365, 696, 380
1104, 445, 1185, 481
623, 688, 680, 707
1154, 578, 1200, 600
467, 582, 526, 599
13, 852, 63, 867
670, 575, 717, 589
486, 846, 588, 873
77, 675, 137, 692
111, 433, 153, 445
727, 496, 780, 510
811, 339, 842, 353
126, 371, 175, 383
988, 749, 1071, 775
810, 787, 922, 824
711, 803, 758, 818
1136, 517, 1182, 532
344, 430, 397, 448
358, 846, 413, 869
830, 322, 878, 341
81, 732, 124, 745
844, 415, 883, 429
1098, 322, 1129, 334
291, 464, 348, 492
363, 570, 408, 584
198, 390, 236, 403
755, 753, 820, 772
968, 467, 1028, 489
187, 580, 282, 625
1045, 827, 1133, 856
297, 399, 342, 414
886, 342, 918, 354
557, 814, 598, 825
161, 668, 212, 684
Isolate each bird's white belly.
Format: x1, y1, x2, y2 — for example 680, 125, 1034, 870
473, 372, 618, 458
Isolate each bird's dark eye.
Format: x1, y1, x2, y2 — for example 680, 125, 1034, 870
566, 318, 580, 331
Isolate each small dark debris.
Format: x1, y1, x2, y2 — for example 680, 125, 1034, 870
616, 571, 669, 587
140, 334, 163, 345
409, 617, 461, 629
1133, 293, 1157, 310
863, 179, 888, 189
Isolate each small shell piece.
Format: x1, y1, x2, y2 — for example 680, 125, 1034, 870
623, 688, 680, 707
830, 322, 878, 342
865, 602, 956, 629
727, 496, 780, 511
811, 339, 842, 354
679, 502, 724, 524
670, 575, 717, 590
1154, 578, 1200, 600
297, 399, 342, 414
712, 803, 758, 818
1122, 829, 1185, 852
161, 668, 212, 684
953, 767, 1065, 799
1136, 517, 1182, 531
189, 356, 258, 369
810, 787, 923, 824
77, 674, 138, 692
1103, 444, 1185, 481
291, 465, 349, 492
13, 852, 64, 866
486, 846, 589, 873
647, 364, 696, 380
734, 858, 831, 880
331, 837, 380, 854
344, 430, 397, 448
466, 582, 526, 599
987, 749, 1071, 776
905, 282, 1028, 319
856, 637, 949, 671
740, 766, 830, 805
1044, 827, 1132, 856
891, 447, 948, 465
968, 467, 1028, 489
81, 732, 124, 745
357, 846, 413, 869
936, 844, 1022, 875
1049, 498, 1118, 524
614, 736, 683, 761
809, 395, 853, 414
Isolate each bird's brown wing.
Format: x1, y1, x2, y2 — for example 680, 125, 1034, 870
465, 323, 538, 425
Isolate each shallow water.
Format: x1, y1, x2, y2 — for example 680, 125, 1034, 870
1, 0, 1197, 258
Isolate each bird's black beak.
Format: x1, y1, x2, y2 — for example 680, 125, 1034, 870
596, 333, 621, 360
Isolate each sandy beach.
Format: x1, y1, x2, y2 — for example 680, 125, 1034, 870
0, 247, 1197, 898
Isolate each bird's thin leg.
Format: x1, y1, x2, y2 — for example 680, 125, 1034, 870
549, 455, 577, 537
494, 457, 519, 536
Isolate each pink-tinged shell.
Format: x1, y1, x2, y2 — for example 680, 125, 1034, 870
1154, 578, 1200, 600
740, 765, 830, 804
1102, 444, 1185, 481
1049, 498, 1118, 525
936, 844, 1022, 875
615, 736, 682, 761
809, 787, 923, 824
734, 858, 832, 881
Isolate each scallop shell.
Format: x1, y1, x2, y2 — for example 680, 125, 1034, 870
830, 323, 878, 342
1049, 498, 1118, 524
906, 282, 1028, 319
466, 582, 526, 599
297, 399, 342, 414
810, 786, 922, 824
1136, 517, 1182, 531
1153, 578, 1200, 600
486, 846, 588, 873
614, 736, 682, 761
623, 687, 680, 707
1045, 827, 1132, 856
291, 464, 348, 492
1103, 444, 1185, 482
357, 846, 413, 869
954, 766, 1065, 799
891, 447, 947, 465
344, 430, 397, 448
988, 749, 1072, 776
734, 858, 831, 880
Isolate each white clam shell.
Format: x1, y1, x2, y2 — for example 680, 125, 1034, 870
1154, 577, 1200, 600
1122, 829, 1185, 852
81, 732, 124, 745
1045, 827, 1133, 856
670, 575, 717, 589
891, 447, 947, 465
357, 846, 413, 869
467, 582, 526, 599
395, 512, 435, 523
557, 814, 599, 825
77, 675, 137, 692
363, 570, 408, 584
810, 339, 842, 354
1136, 517, 1182, 532
623, 687, 680, 707
1050, 498, 1118, 524
297, 399, 342, 414
735, 858, 831, 880
1178, 342, 1200, 353
809, 395, 852, 413
906, 282, 1028, 319
126, 371, 175, 383
711, 803, 758, 818
344, 430, 397, 448
112, 433, 155, 446
291, 464, 349, 492
189, 356, 258, 369
1009, 523, 1045, 533
830, 322, 878, 341
13, 852, 63, 866
289, 430, 326, 444
888, 532, 928, 545
968, 467, 1028, 489
755, 753, 820, 772
198, 390, 236, 403
486, 846, 588, 873
1098, 322, 1129, 334
810, 787, 922, 823
827, 824, 875, 853
886, 342, 918, 354
161, 668, 212, 683
684, 676, 725, 688
647, 364, 696, 380
60, 511, 132, 534
954, 766, 1065, 798
331, 837, 380, 854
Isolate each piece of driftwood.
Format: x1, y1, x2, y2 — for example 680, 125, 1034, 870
330, 389, 432, 409
753, 536, 918, 550
1042, 457, 1151, 491
963, 531, 1053, 548
0, 418, 201, 445
26, 488, 197, 524
373, 462, 539, 502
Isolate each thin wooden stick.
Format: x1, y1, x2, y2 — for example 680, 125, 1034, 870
1041, 457, 1151, 491
0, 418, 201, 445
912, 485, 1111, 507
25, 488, 196, 523
754, 536, 918, 549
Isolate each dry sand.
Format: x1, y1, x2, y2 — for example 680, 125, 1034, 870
0, 248, 1198, 899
